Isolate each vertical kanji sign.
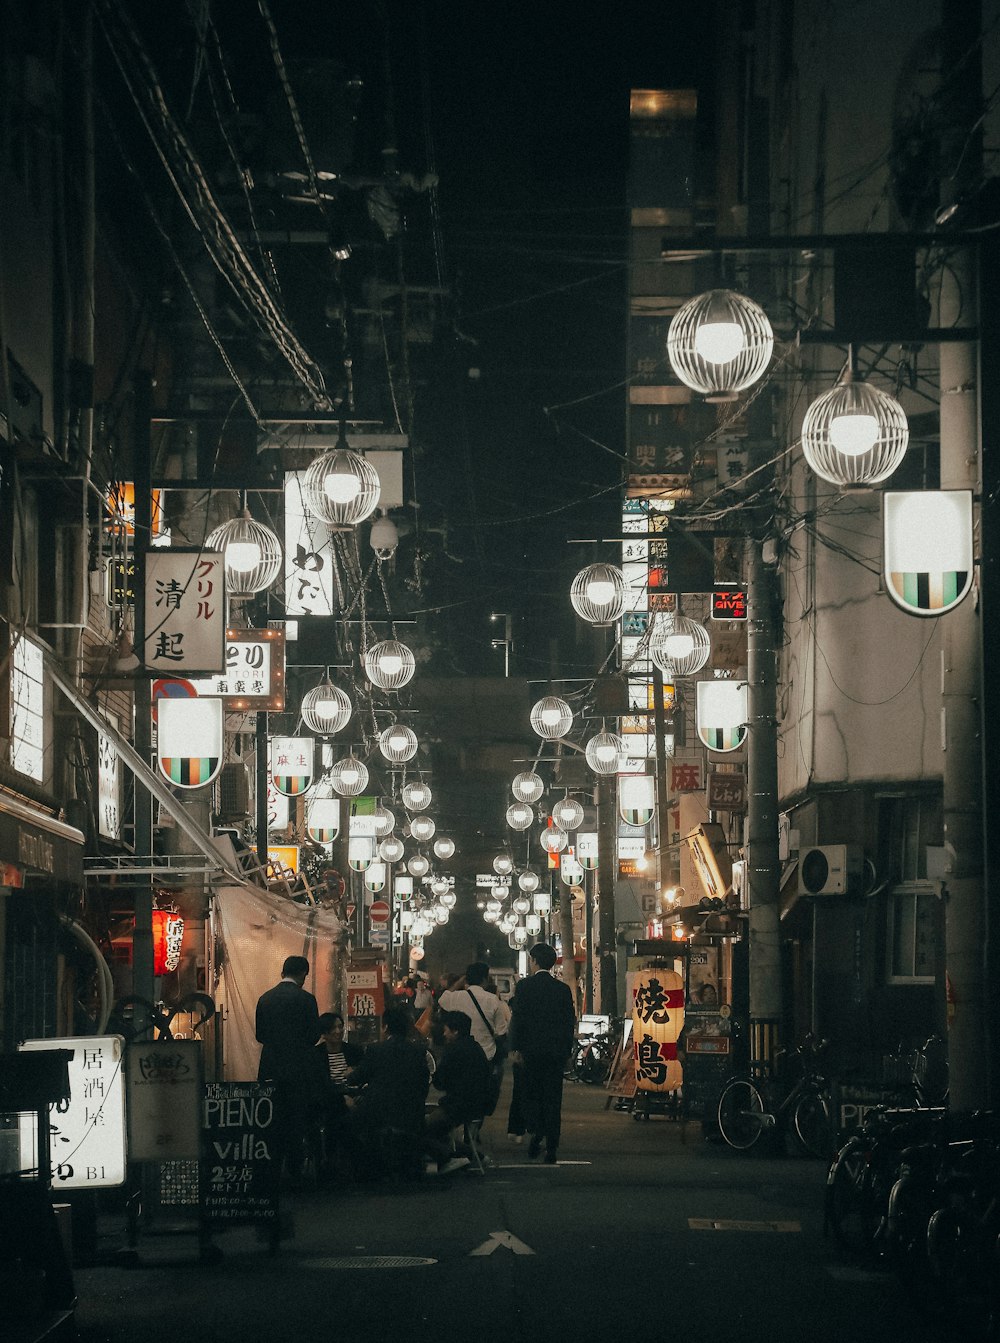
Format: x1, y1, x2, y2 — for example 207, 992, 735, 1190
143, 549, 226, 673
631, 968, 685, 1094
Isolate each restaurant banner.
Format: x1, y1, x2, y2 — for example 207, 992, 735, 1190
18, 1036, 127, 1188
631, 968, 684, 1093
346, 964, 385, 1047
144, 549, 226, 672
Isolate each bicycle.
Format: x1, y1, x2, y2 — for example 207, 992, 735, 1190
717, 1036, 832, 1158
564, 1027, 616, 1085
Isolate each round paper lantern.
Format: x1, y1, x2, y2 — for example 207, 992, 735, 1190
530, 695, 573, 740
667, 288, 773, 399
439, 889, 457, 909
631, 967, 685, 1093
511, 771, 544, 804
525, 914, 542, 935
364, 639, 416, 691
152, 909, 184, 975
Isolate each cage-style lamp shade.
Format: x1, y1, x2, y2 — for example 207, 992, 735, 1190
379, 836, 404, 863
434, 905, 450, 925
801, 378, 909, 486
518, 869, 540, 893
652, 614, 711, 677
585, 732, 626, 775
439, 889, 457, 908
512, 894, 530, 916
883, 490, 974, 617
552, 797, 584, 831
303, 447, 381, 526
206, 510, 283, 597
371, 804, 396, 837
410, 815, 436, 842
530, 695, 573, 740
511, 771, 544, 804
483, 908, 500, 924
433, 837, 455, 860
301, 681, 353, 735
540, 827, 568, 855
667, 288, 774, 399
570, 563, 628, 626
532, 891, 551, 914
431, 877, 449, 897
364, 640, 416, 691
500, 912, 518, 933
330, 754, 369, 797
493, 854, 514, 876
696, 679, 749, 753
486, 897, 503, 915
378, 724, 418, 763
401, 781, 432, 811
407, 855, 430, 878
506, 802, 534, 831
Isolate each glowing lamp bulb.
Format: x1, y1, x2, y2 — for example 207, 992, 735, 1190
829, 413, 880, 457
662, 631, 695, 659
693, 321, 745, 365
324, 462, 362, 503
587, 579, 615, 606
226, 540, 262, 573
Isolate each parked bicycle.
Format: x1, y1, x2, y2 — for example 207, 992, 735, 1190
717, 1035, 832, 1158
564, 1021, 619, 1085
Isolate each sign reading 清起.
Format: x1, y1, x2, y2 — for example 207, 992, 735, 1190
202, 1082, 278, 1223
18, 1036, 127, 1188
144, 549, 226, 672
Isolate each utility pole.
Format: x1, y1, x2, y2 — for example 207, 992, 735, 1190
132, 372, 154, 1012
596, 773, 618, 1014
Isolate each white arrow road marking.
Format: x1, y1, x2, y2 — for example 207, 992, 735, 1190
469, 1230, 536, 1257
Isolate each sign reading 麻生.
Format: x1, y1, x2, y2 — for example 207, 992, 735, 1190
201, 1082, 278, 1223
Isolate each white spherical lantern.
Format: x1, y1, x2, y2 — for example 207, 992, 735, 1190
552, 796, 584, 831
511, 771, 544, 804
407, 854, 430, 878
410, 815, 436, 843
433, 836, 455, 860
483, 907, 500, 924
512, 924, 529, 948
330, 753, 369, 797
401, 780, 432, 811
440, 889, 457, 909
493, 854, 514, 876
801, 375, 909, 487
301, 679, 353, 735
378, 723, 418, 764
434, 905, 450, 925
369, 513, 399, 558
667, 288, 774, 399
570, 563, 628, 626
518, 869, 540, 894
206, 509, 283, 597
512, 894, 531, 916
303, 443, 381, 526
379, 835, 404, 863
530, 695, 573, 740
364, 639, 416, 692
540, 827, 568, 855
371, 803, 396, 837
585, 731, 626, 775
506, 802, 534, 832
652, 613, 710, 677
486, 897, 503, 915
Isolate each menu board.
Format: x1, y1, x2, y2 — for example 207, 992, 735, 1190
681, 1007, 733, 1124
201, 1082, 278, 1223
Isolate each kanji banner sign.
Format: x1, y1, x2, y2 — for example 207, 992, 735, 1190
144, 549, 226, 672
631, 968, 684, 1094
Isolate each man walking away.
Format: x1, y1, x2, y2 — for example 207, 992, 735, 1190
508, 942, 576, 1164
255, 955, 322, 1185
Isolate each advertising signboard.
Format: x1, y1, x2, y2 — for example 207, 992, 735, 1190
201, 1082, 278, 1224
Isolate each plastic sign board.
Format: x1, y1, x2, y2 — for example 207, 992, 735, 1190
696, 680, 748, 753
284, 469, 336, 616
270, 736, 314, 796
143, 549, 226, 672
187, 628, 286, 711
19, 1036, 127, 1188
711, 588, 747, 620
883, 490, 974, 617
157, 696, 224, 788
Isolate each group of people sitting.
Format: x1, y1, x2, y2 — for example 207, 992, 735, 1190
256, 955, 510, 1184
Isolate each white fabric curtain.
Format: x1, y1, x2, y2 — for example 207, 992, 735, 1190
213, 884, 346, 1081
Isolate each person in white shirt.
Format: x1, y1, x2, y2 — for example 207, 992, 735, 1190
438, 961, 510, 1061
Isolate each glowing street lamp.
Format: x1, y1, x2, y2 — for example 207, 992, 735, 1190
570, 563, 628, 626
667, 288, 774, 400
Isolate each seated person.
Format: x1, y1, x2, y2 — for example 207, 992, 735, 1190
424, 1011, 492, 1174
314, 1012, 364, 1178
344, 1006, 431, 1176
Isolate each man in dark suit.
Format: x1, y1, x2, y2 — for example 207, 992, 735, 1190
255, 955, 321, 1183
508, 942, 576, 1164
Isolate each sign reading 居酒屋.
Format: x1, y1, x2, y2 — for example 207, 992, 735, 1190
144, 549, 226, 673
18, 1036, 127, 1188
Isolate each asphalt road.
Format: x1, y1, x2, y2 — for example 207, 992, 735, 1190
73, 1079, 964, 1343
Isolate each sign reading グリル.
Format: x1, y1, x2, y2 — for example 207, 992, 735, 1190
18, 1035, 127, 1188
201, 1082, 278, 1223
143, 549, 226, 673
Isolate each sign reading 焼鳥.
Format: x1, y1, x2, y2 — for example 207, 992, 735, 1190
631, 968, 684, 1094
144, 549, 226, 672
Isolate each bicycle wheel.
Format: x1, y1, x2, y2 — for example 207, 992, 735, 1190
717, 1079, 766, 1151
794, 1089, 833, 1159
827, 1142, 881, 1258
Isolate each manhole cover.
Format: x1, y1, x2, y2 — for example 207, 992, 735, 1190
304, 1256, 437, 1269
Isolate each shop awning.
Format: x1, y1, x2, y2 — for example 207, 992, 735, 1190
0, 788, 84, 884
47, 658, 246, 885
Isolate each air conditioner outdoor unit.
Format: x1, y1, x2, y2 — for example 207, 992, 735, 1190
798, 844, 863, 896
218, 762, 251, 820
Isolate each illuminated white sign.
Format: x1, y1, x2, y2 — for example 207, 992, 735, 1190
284, 470, 335, 616
98, 721, 121, 840
19, 1035, 127, 1188
11, 636, 44, 782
